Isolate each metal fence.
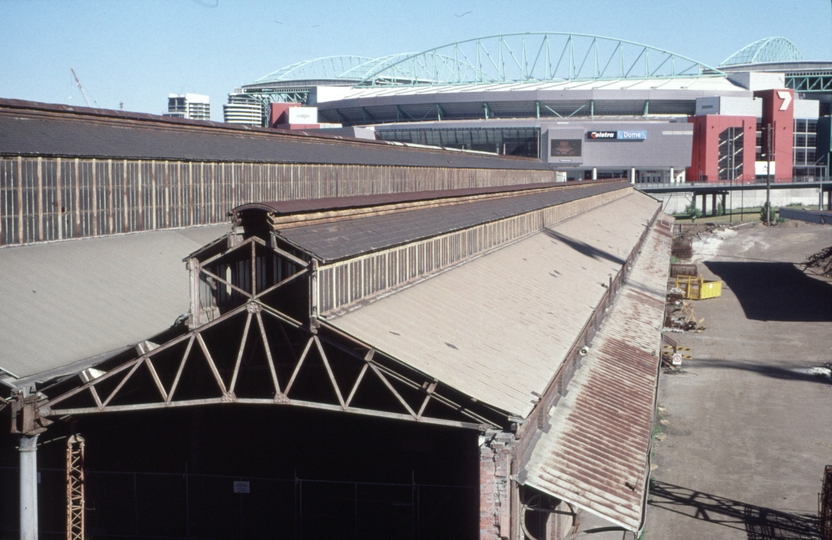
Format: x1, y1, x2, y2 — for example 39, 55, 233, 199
0, 466, 476, 540
0, 156, 555, 246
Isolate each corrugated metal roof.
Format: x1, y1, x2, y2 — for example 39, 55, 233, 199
232, 181, 571, 216
0, 225, 229, 382
279, 181, 628, 262
0, 99, 551, 171
523, 214, 673, 532
323, 192, 660, 417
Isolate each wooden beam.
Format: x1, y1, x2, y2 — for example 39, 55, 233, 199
196, 333, 228, 395
314, 336, 345, 408
256, 311, 282, 396
283, 337, 314, 396
101, 359, 145, 408
47, 398, 485, 430
228, 312, 253, 394
144, 358, 169, 402
167, 335, 195, 404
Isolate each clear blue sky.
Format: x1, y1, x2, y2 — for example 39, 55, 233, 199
2, 0, 831, 121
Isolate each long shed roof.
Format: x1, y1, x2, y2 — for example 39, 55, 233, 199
0, 99, 551, 170
277, 181, 627, 262
0, 225, 228, 383
323, 191, 660, 417
523, 214, 672, 531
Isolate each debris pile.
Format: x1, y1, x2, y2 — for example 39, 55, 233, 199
675, 223, 742, 244
670, 263, 698, 277
804, 245, 832, 277
664, 292, 706, 332
671, 236, 692, 259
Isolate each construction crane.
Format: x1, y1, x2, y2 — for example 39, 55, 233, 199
70, 68, 91, 107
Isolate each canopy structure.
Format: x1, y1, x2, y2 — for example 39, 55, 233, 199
358, 33, 726, 87
720, 37, 804, 66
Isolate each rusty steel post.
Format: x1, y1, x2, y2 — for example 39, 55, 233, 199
66, 434, 85, 540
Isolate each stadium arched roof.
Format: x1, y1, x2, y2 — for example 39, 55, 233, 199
254, 33, 725, 88
255, 54, 417, 83
357, 33, 726, 86
720, 37, 803, 66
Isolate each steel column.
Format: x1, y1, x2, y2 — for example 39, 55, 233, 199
19, 434, 39, 540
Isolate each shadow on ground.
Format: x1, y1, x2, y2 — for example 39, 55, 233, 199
542, 229, 625, 265
704, 261, 832, 322
649, 480, 820, 539
684, 359, 832, 384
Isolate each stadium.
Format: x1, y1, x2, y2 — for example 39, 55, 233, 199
234, 33, 832, 184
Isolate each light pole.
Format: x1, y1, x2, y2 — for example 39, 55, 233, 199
729, 127, 735, 223
765, 122, 773, 226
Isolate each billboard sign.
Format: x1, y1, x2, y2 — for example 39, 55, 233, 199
550, 139, 582, 157
587, 130, 647, 141
755, 161, 776, 176
288, 107, 318, 124
617, 130, 647, 140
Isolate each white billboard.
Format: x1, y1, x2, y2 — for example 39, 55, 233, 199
755, 161, 776, 176
288, 107, 318, 124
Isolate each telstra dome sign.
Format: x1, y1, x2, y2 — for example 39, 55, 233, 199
587, 130, 647, 141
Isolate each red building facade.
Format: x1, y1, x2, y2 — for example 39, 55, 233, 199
687, 89, 795, 183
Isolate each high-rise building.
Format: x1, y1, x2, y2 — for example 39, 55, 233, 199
223, 92, 264, 126
164, 93, 210, 121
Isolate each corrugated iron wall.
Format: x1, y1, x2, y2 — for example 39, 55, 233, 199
318, 188, 631, 314
0, 156, 555, 246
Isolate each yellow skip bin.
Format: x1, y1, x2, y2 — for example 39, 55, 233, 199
675, 275, 722, 300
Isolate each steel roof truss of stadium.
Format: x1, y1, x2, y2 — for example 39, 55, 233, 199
357, 33, 726, 87
720, 37, 803, 67
254, 55, 374, 83
788, 72, 832, 93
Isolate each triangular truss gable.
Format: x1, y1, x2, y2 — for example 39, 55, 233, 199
39, 236, 503, 431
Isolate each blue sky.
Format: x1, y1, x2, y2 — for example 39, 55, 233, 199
2, 0, 831, 121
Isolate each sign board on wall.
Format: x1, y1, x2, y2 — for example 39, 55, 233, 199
550, 139, 582, 157
288, 107, 318, 124
587, 130, 647, 141
755, 161, 776, 176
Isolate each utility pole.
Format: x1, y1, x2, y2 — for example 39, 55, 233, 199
766, 122, 773, 226
729, 128, 736, 223
70, 68, 91, 107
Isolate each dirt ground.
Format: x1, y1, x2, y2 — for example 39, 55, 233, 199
645, 220, 832, 540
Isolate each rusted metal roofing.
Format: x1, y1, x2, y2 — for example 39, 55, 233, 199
0, 225, 229, 383
279, 181, 628, 262
0, 98, 551, 171
322, 192, 661, 417
523, 215, 673, 532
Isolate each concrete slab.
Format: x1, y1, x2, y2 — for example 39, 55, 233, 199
645, 221, 832, 539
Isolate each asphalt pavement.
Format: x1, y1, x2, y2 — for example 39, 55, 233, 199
645, 221, 832, 540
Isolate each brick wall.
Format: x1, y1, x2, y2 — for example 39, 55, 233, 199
480, 434, 515, 540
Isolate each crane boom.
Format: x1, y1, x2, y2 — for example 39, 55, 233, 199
70, 68, 91, 107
